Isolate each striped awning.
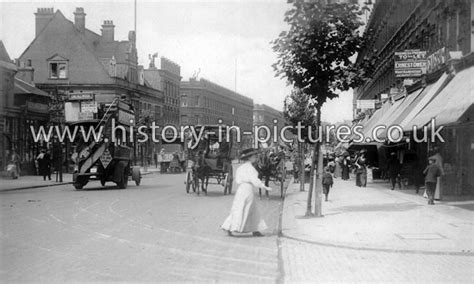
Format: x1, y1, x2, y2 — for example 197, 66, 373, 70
409, 66, 474, 128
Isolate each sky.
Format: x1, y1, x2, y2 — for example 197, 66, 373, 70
0, 0, 354, 123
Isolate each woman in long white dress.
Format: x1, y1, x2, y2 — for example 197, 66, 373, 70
221, 148, 272, 236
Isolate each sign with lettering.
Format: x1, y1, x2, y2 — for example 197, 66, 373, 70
81, 101, 98, 113
394, 50, 427, 78
26, 101, 48, 113
356, 100, 375, 109
68, 92, 94, 101
100, 148, 113, 169
118, 110, 135, 126
78, 112, 93, 121
426, 47, 447, 74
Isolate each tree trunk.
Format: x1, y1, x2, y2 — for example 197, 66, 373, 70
313, 105, 323, 217
299, 142, 305, 192
305, 145, 315, 216
306, 104, 322, 217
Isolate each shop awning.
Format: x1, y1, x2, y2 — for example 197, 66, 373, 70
377, 87, 425, 139
401, 72, 451, 131
14, 78, 50, 97
392, 85, 433, 127
409, 66, 474, 128
367, 98, 404, 140
360, 101, 392, 139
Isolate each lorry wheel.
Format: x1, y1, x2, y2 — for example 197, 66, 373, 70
117, 168, 128, 189
73, 176, 89, 190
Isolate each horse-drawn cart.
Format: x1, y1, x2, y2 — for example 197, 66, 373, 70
185, 125, 234, 196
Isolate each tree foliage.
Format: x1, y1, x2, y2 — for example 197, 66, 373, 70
273, 0, 371, 216
272, 0, 369, 105
283, 89, 315, 135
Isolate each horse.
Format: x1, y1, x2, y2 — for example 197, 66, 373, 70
255, 149, 285, 198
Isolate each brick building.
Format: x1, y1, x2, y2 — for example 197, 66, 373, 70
1, 41, 51, 174
354, 0, 472, 106
144, 57, 181, 126
17, 7, 164, 169
180, 78, 254, 151
253, 104, 285, 145
354, 0, 474, 196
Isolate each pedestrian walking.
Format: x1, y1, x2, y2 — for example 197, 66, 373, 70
221, 148, 272, 237
341, 154, 350, 180
386, 152, 401, 190
322, 167, 334, 202
423, 157, 442, 205
430, 148, 444, 200
6, 149, 21, 179
327, 158, 336, 174
355, 150, 367, 187
333, 155, 342, 178
36, 149, 51, 180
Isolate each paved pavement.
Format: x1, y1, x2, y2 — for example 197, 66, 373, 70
281, 177, 474, 282
0, 165, 284, 282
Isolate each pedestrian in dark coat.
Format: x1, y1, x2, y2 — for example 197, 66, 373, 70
423, 157, 442, 205
386, 152, 401, 190
36, 149, 51, 180
355, 150, 367, 187
341, 155, 350, 180
322, 167, 334, 202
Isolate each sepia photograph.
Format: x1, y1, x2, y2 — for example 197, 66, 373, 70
0, 0, 473, 282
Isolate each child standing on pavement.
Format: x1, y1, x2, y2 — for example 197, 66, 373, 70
322, 167, 334, 202
423, 157, 442, 205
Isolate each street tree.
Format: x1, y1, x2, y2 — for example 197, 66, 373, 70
283, 89, 316, 192
272, 0, 370, 216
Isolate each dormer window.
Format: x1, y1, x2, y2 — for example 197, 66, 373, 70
47, 54, 69, 79
50, 62, 67, 79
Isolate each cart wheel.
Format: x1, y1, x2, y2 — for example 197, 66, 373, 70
100, 178, 106, 186
117, 168, 128, 189
191, 171, 197, 193
194, 175, 200, 195
185, 171, 192, 193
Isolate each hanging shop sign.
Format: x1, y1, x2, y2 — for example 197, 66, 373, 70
426, 47, 447, 74
394, 50, 427, 78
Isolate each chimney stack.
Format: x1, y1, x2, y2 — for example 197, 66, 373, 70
16, 60, 35, 85
34, 8, 54, 37
74, 7, 86, 33
101, 20, 115, 42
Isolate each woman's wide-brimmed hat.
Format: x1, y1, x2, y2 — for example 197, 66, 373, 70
240, 148, 259, 160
